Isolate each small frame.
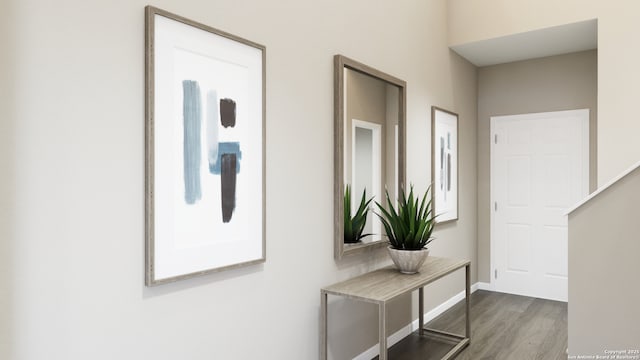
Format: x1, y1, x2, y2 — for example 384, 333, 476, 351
431, 106, 458, 223
145, 6, 266, 286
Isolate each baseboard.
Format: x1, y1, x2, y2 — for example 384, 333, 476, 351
352, 322, 415, 360
476, 281, 493, 291
353, 282, 480, 360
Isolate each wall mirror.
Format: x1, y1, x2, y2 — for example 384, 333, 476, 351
334, 55, 406, 260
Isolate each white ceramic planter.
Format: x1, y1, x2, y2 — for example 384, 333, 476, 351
387, 246, 430, 274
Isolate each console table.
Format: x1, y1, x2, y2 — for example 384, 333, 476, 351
320, 256, 470, 360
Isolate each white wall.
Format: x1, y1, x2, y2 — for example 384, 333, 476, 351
448, 0, 640, 186
1, 0, 477, 359
0, 1, 16, 356
568, 166, 640, 356
476, 51, 597, 282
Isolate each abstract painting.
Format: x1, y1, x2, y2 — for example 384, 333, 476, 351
145, 6, 266, 285
431, 107, 458, 223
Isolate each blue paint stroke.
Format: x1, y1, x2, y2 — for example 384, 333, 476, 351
209, 142, 242, 174
207, 90, 220, 171
182, 80, 202, 205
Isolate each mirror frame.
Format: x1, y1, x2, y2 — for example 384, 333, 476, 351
334, 54, 406, 260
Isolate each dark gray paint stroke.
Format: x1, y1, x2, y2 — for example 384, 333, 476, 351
220, 98, 236, 128
220, 153, 237, 223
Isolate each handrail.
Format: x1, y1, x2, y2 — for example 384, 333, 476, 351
566, 159, 640, 215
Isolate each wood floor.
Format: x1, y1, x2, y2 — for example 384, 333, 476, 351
374, 290, 567, 360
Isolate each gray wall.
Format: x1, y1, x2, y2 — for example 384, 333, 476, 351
568, 168, 640, 355
0, 0, 477, 359
476, 50, 597, 282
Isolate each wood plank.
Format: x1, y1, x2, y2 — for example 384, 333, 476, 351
379, 291, 568, 360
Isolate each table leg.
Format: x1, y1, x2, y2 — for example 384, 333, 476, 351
419, 287, 424, 335
379, 302, 387, 360
465, 264, 471, 340
321, 291, 328, 360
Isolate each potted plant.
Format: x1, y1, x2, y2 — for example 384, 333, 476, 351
344, 185, 374, 244
376, 185, 437, 274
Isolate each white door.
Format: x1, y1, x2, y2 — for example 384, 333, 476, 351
491, 109, 589, 301
351, 119, 382, 238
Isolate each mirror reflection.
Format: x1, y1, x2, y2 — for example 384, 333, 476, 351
335, 55, 406, 259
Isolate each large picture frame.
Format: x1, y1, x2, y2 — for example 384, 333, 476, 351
431, 106, 458, 223
145, 6, 266, 286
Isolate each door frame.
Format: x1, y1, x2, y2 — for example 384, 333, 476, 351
489, 109, 590, 297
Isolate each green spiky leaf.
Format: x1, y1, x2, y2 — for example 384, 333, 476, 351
344, 185, 374, 244
375, 185, 438, 250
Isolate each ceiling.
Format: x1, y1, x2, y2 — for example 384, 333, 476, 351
450, 19, 597, 67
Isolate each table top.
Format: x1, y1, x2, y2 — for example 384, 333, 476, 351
322, 256, 470, 303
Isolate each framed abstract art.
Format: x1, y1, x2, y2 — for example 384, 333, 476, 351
145, 6, 266, 285
431, 106, 458, 223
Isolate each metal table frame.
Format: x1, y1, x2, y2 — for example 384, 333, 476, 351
320, 257, 471, 360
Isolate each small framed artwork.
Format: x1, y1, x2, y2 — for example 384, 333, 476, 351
145, 6, 266, 286
431, 106, 458, 223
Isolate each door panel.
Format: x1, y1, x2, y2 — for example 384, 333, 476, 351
507, 156, 531, 206
541, 225, 568, 278
506, 224, 531, 273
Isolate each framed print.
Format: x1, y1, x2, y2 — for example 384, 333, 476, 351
431, 106, 458, 223
145, 6, 266, 286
